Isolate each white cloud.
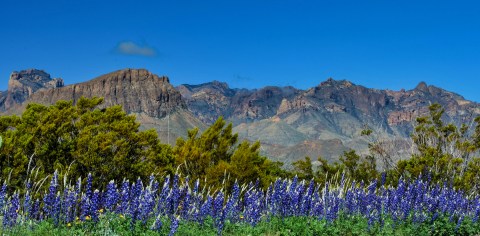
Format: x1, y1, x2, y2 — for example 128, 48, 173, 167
114, 41, 157, 57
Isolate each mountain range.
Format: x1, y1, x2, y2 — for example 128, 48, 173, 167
2, 68, 479, 166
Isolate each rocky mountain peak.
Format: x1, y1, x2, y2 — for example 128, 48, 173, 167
8, 69, 65, 91
21, 68, 185, 118
1, 69, 64, 110
319, 78, 355, 88
415, 81, 428, 92
210, 80, 229, 90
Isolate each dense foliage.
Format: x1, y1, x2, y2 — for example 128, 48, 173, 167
0, 97, 173, 190
293, 104, 480, 194
0, 172, 478, 235
395, 104, 480, 192
173, 117, 287, 190
0, 98, 285, 193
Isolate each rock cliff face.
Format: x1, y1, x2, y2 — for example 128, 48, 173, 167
1, 69, 202, 145
0, 69, 64, 111
177, 82, 300, 124
24, 69, 186, 118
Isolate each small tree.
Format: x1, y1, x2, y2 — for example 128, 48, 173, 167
173, 117, 285, 189
394, 103, 480, 192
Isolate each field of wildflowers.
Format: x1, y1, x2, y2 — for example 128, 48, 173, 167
0, 171, 479, 235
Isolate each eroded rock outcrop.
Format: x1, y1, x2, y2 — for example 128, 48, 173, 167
24, 69, 185, 118
0, 69, 64, 110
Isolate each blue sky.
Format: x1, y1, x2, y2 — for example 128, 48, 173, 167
1, 0, 480, 101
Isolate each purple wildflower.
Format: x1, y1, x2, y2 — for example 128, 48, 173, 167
105, 180, 118, 212
3, 192, 20, 227
169, 216, 180, 236
90, 189, 101, 221
117, 179, 130, 215
43, 171, 59, 219
151, 215, 162, 231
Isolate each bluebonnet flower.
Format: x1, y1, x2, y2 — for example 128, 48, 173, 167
180, 186, 191, 220
73, 177, 82, 218
290, 180, 305, 216
197, 196, 213, 224
244, 189, 263, 226
157, 176, 170, 215
90, 189, 101, 221
473, 202, 480, 223
169, 216, 180, 236
225, 181, 240, 221
53, 193, 62, 225
129, 178, 144, 222
140, 183, 156, 224
43, 171, 59, 220
299, 179, 315, 216
105, 180, 118, 212
269, 178, 283, 216
63, 186, 77, 223
344, 188, 355, 215
86, 173, 93, 199
117, 179, 130, 215
80, 193, 90, 220
31, 199, 40, 220
0, 181, 7, 210
3, 192, 20, 227
310, 188, 323, 219
381, 172, 387, 187
170, 174, 181, 215
151, 214, 162, 231
150, 175, 159, 203
455, 215, 464, 232
213, 191, 225, 234
23, 181, 32, 221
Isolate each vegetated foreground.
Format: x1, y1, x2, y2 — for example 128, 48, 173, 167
0, 172, 479, 235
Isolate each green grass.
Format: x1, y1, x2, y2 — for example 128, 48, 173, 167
1, 214, 478, 236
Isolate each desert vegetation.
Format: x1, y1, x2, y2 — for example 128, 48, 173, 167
0, 97, 478, 235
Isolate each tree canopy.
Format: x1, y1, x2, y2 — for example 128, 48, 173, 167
0, 97, 173, 189
173, 117, 287, 190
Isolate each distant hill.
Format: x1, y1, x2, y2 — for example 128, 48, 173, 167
177, 78, 480, 165
2, 69, 479, 166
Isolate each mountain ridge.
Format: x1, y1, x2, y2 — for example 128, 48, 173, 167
1, 68, 479, 166
178, 77, 480, 165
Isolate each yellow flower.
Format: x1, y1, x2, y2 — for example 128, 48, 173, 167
67, 223, 72, 227
120, 214, 125, 219
76, 216, 80, 221
85, 215, 91, 221
98, 208, 104, 213
240, 215, 244, 219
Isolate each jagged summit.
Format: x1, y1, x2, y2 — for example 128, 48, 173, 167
0, 69, 64, 111
9, 69, 64, 88
319, 78, 355, 88
415, 81, 428, 91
